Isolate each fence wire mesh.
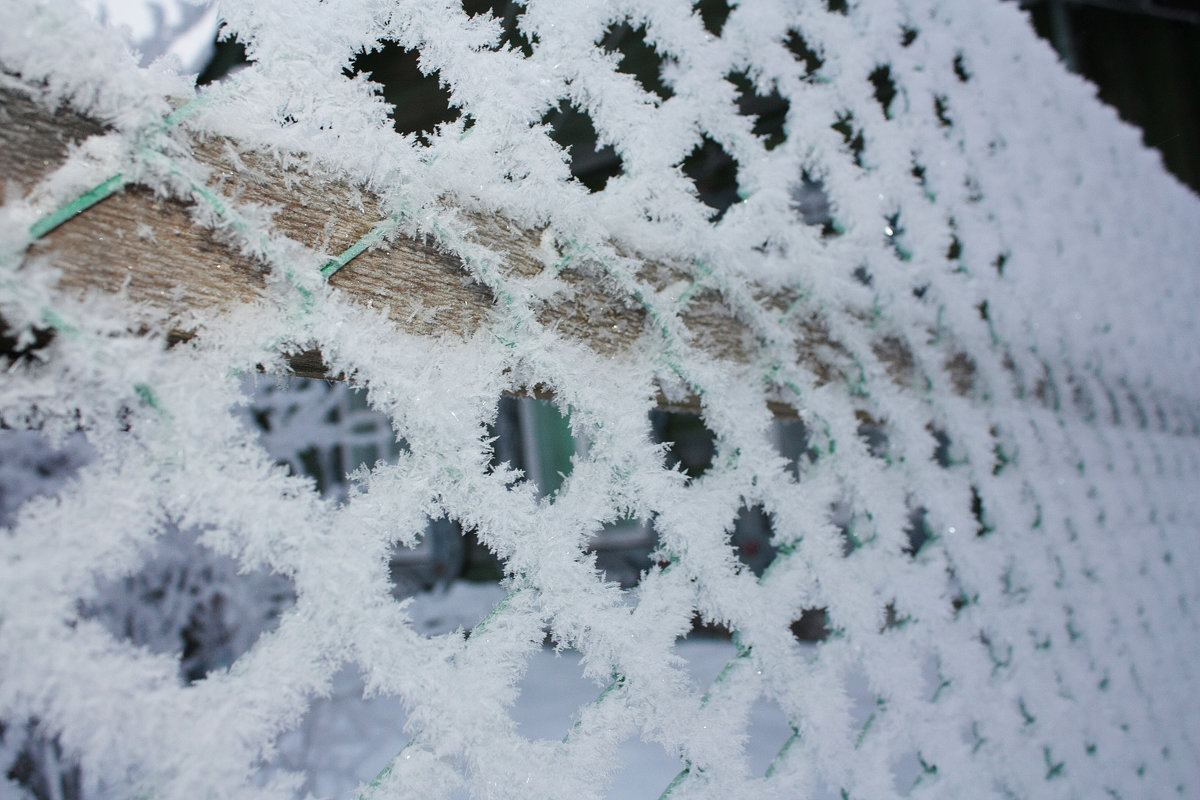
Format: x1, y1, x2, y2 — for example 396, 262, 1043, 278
2, 1, 1198, 798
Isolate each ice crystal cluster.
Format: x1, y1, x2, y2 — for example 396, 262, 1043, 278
2, 1, 1199, 798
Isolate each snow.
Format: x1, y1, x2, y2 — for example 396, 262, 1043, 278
270, 630, 799, 800
2, 0, 1199, 797
82, 0, 218, 73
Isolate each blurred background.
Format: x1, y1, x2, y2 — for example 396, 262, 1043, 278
1022, 0, 1199, 192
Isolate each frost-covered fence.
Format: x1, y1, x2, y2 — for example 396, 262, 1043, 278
2, 1, 1200, 799
0, 83, 808, 404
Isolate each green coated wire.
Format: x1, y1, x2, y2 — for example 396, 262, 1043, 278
322, 219, 392, 280
658, 766, 691, 799
21, 90, 230, 420
562, 672, 625, 744
764, 727, 800, 778
27, 89, 225, 242
658, 642, 752, 797
28, 173, 130, 240
357, 588, 529, 799
39, 308, 80, 338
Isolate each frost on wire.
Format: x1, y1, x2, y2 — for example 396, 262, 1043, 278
1, 1, 1199, 798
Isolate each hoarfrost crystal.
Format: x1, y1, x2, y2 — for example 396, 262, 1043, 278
1, 0, 1198, 798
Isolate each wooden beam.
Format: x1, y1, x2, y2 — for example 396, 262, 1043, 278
2, 81, 932, 416
2, 85, 757, 353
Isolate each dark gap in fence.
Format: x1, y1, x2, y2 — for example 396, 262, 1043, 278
728, 71, 789, 150
598, 22, 675, 101
462, 0, 536, 58
541, 101, 624, 192
953, 52, 972, 83
196, 32, 251, 86
856, 412, 888, 459
791, 608, 830, 642
731, 505, 779, 578
346, 42, 461, 143
934, 94, 953, 129
655, 409, 717, 480
785, 28, 824, 78
0, 317, 55, 368
870, 64, 897, 120
791, 171, 837, 236
832, 111, 866, 167
694, 0, 733, 37
681, 135, 742, 220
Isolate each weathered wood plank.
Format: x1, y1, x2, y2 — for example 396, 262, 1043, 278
2, 82, 921, 415
1, 85, 759, 357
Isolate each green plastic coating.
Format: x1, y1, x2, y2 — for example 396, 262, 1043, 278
322, 224, 387, 280
28, 174, 129, 240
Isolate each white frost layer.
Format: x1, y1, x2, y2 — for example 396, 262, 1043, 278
1, 0, 1198, 798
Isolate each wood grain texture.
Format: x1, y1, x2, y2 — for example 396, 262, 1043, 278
0, 84, 766, 381
0, 84, 106, 203
1, 82, 950, 413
